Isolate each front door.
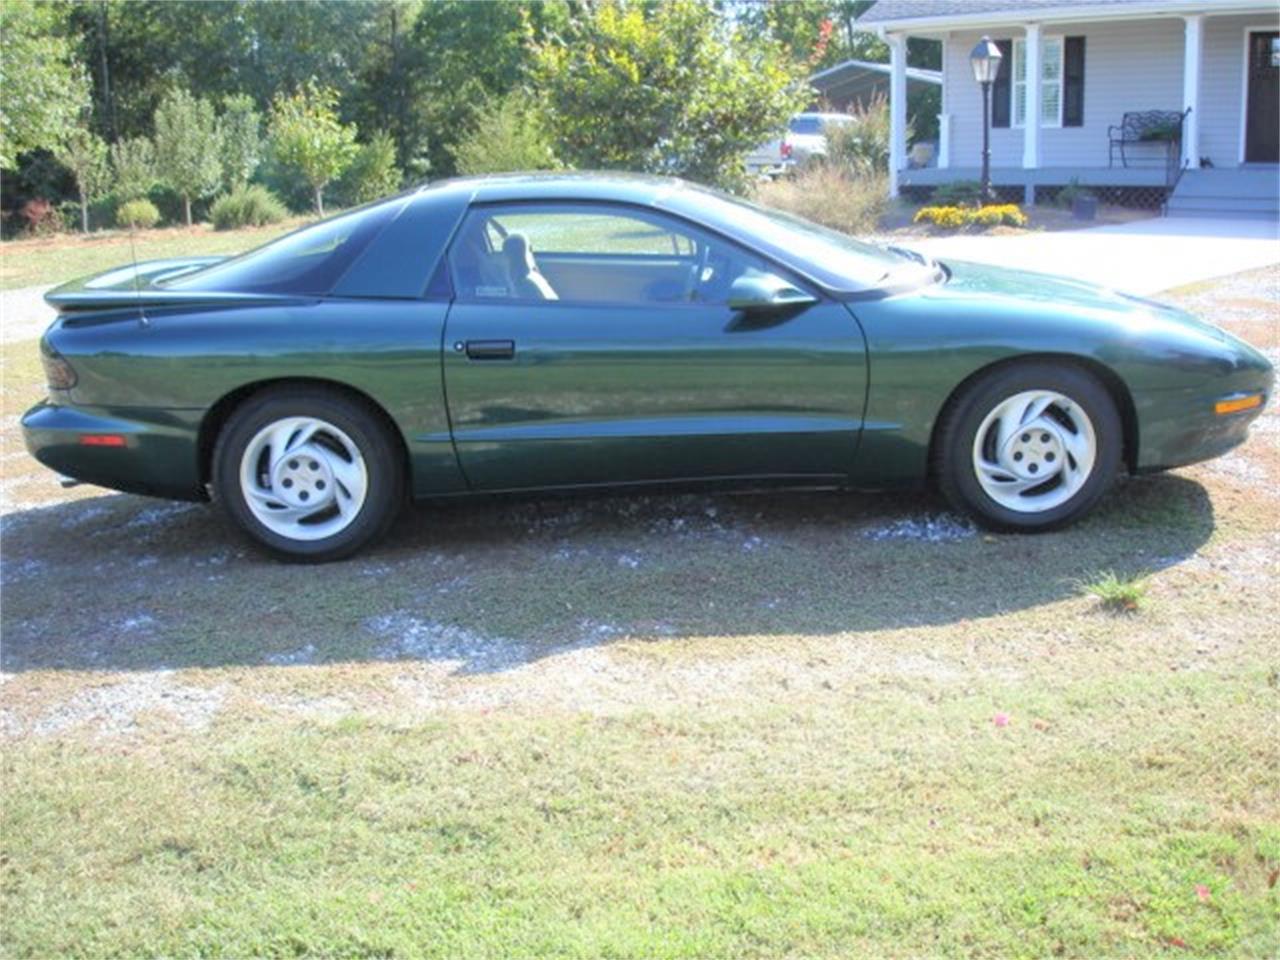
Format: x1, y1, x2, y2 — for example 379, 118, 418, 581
1245, 31, 1279, 163
440, 202, 867, 491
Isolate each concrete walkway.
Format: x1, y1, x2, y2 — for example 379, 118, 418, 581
909, 215, 1280, 295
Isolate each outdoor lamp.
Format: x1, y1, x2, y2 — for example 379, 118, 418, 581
969, 35, 1004, 84
970, 35, 1004, 201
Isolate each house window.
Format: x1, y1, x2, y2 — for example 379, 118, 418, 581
1013, 36, 1064, 127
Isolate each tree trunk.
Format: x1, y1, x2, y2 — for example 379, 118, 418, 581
314, 186, 324, 216
99, 2, 116, 142
184, 195, 192, 226
80, 189, 89, 234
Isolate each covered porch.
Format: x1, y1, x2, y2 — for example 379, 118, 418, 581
862, 0, 1280, 208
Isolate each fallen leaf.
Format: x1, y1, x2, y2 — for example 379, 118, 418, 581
1268, 868, 1278, 889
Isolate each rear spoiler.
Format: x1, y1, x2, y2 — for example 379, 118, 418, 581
44, 257, 300, 316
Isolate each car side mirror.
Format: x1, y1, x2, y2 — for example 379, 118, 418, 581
727, 274, 817, 312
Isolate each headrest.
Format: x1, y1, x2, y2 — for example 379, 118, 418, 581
502, 232, 537, 276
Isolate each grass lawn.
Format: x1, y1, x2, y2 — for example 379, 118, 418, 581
0, 218, 314, 291
0, 267, 1277, 957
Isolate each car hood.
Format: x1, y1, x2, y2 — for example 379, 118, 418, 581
929, 258, 1237, 344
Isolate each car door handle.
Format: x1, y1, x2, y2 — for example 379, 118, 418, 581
461, 339, 515, 361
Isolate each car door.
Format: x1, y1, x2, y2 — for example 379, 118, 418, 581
440, 201, 867, 491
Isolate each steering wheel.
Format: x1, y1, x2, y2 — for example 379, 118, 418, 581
683, 242, 713, 302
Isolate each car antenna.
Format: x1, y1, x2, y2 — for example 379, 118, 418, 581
127, 216, 150, 328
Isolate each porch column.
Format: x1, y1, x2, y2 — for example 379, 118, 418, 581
938, 36, 951, 169
887, 32, 908, 198
1181, 14, 1202, 169
1022, 23, 1042, 170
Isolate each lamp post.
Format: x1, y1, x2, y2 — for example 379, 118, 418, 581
969, 36, 1004, 203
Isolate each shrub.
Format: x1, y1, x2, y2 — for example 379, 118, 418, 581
116, 198, 161, 230
913, 203, 1027, 230
210, 185, 289, 230
453, 93, 559, 176
1054, 177, 1096, 209
19, 198, 64, 236
824, 93, 894, 175
339, 131, 402, 206
110, 137, 157, 205
753, 164, 888, 235
930, 180, 983, 205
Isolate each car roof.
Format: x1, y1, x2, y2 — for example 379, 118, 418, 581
415, 171, 691, 207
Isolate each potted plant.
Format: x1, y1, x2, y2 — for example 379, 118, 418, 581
1058, 178, 1098, 221
1072, 191, 1099, 220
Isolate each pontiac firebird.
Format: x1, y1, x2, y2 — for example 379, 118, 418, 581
22, 173, 1273, 560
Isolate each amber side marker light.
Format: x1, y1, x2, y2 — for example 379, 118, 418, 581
79, 434, 127, 447
1214, 394, 1264, 416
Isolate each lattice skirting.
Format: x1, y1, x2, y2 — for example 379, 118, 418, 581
904, 184, 1171, 209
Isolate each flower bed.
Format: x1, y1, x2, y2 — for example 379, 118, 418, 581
913, 203, 1028, 230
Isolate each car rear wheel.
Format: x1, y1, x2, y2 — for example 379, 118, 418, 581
934, 362, 1122, 531
212, 388, 404, 561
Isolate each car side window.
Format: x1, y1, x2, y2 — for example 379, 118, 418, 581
447, 203, 791, 307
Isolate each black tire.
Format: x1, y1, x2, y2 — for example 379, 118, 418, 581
933, 361, 1123, 531
212, 386, 405, 562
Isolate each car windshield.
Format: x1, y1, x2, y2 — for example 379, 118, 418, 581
163, 199, 403, 295
788, 116, 823, 135
661, 186, 921, 293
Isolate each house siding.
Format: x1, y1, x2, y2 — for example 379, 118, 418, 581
936, 11, 1278, 175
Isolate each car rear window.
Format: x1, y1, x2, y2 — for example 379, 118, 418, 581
788, 117, 823, 135
163, 199, 403, 295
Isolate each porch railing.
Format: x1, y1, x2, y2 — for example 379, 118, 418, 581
1162, 108, 1193, 216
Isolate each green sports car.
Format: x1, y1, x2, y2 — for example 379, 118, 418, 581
23, 173, 1273, 561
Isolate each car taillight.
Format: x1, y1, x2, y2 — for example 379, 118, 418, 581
41, 343, 77, 390
780, 141, 793, 159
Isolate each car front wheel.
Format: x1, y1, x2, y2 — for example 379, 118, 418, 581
935, 362, 1123, 531
212, 388, 404, 561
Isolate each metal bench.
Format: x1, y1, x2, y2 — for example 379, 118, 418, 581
1108, 109, 1190, 168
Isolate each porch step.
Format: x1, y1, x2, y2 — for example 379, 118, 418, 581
1166, 195, 1280, 216
1163, 208, 1280, 221
1167, 167, 1279, 220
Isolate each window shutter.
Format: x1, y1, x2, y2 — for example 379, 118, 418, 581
1064, 36, 1085, 127
991, 39, 1013, 128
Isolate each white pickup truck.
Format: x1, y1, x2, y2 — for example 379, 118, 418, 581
745, 112, 856, 176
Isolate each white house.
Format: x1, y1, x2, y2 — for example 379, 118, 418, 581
858, 0, 1280, 217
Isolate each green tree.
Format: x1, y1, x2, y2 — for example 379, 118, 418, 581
453, 93, 559, 176
531, 0, 806, 190
269, 82, 359, 215
154, 88, 224, 225
218, 94, 263, 191
0, 1, 90, 169
735, 1, 884, 72
340, 131, 403, 205
110, 136, 156, 203
55, 124, 109, 233
375, 0, 568, 180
